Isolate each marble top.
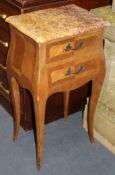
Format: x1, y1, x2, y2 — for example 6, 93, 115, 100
6, 4, 109, 43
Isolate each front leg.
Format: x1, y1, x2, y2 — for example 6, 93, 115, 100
33, 93, 47, 169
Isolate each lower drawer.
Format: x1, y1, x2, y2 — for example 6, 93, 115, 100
0, 81, 10, 100
0, 64, 10, 99
0, 51, 7, 66
0, 41, 8, 54
0, 27, 10, 43
49, 58, 98, 85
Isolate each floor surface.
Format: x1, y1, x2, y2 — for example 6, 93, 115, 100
0, 105, 115, 175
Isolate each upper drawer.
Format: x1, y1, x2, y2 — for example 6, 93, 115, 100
46, 33, 102, 63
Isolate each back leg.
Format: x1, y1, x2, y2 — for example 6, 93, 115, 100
10, 77, 21, 142
64, 91, 70, 121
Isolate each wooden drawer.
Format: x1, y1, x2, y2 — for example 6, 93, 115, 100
0, 14, 9, 31
0, 2, 19, 16
0, 66, 9, 90
48, 58, 98, 85
0, 27, 10, 43
5, 0, 111, 9
46, 33, 101, 63
0, 27, 9, 54
0, 52, 7, 66
23, 0, 68, 6
5, 0, 73, 11
0, 41, 8, 55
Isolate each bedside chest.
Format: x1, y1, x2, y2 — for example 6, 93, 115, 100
0, 1, 111, 131
6, 4, 108, 168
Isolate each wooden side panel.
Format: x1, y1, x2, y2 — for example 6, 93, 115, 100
21, 37, 36, 83
10, 29, 36, 84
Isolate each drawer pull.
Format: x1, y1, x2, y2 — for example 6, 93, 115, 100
0, 81, 9, 95
75, 42, 84, 50
65, 67, 73, 76
0, 40, 9, 47
65, 66, 85, 76
0, 14, 7, 20
76, 66, 85, 74
0, 64, 7, 70
64, 43, 73, 52
64, 42, 84, 52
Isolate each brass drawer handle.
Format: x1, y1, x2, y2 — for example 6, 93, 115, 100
76, 66, 85, 74
65, 67, 73, 76
64, 43, 73, 52
0, 40, 9, 47
75, 42, 84, 50
0, 81, 9, 95
65, 66, 85, 76
0, 64, 7, 70
0, 14, 7, 20
64, 42, 84, 52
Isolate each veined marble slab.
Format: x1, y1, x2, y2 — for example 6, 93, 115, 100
6, 4, 109, 43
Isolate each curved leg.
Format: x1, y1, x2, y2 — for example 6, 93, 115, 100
64, 91, 70, 121
10, 77, 21, 142
33, 94, 47, 169
87, 57, 105, 143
